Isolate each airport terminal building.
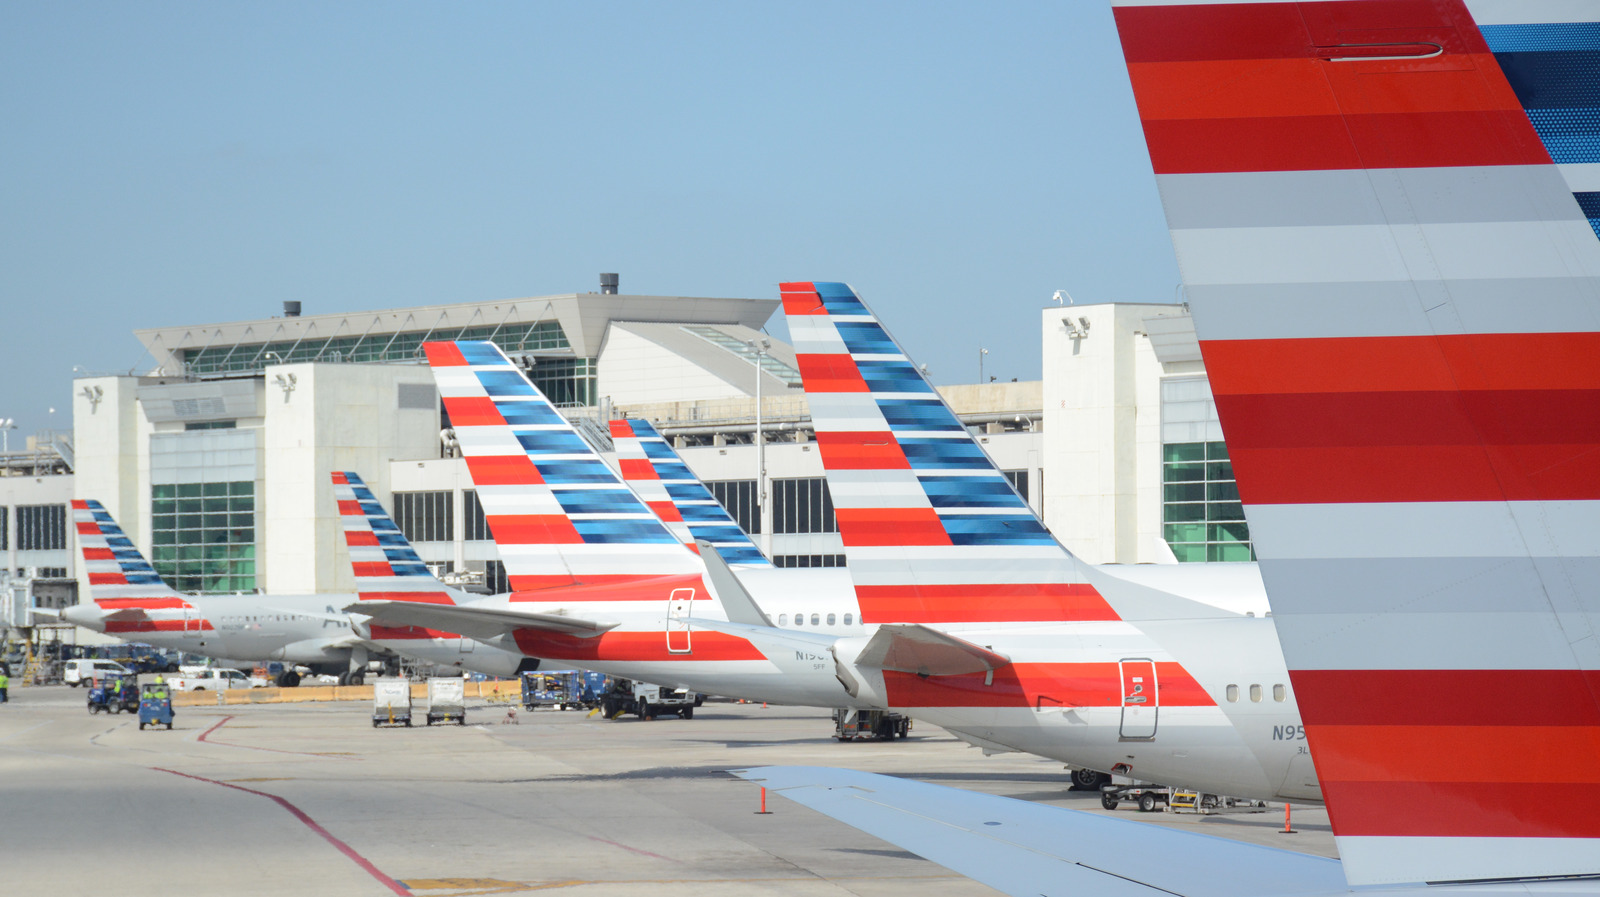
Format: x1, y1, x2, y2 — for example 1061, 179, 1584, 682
1, 276, 1253, 623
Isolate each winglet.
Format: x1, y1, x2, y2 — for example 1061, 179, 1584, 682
694, 538, 772, 627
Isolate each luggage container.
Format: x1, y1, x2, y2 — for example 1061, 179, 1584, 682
372, 677, 412, 728
425, 676, 466, 726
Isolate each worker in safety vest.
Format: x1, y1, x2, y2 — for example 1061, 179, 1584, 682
0, 670, 10, 703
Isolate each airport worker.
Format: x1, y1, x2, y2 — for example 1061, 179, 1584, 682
0, 669, 9, 702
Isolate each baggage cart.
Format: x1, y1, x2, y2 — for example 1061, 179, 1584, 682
372, 677, 412, 727
425, 677, 466, 726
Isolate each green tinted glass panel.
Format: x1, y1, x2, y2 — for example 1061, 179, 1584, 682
1162, 441, 1251, 562
1163, 443, 1205, 463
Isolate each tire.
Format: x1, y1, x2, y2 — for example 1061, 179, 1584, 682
1101, 793, 1119, 811
1072, 768, 1109, 790
194, 687, 205, 692
278, 671, 301, 688
166, 722, 173, 730
636, 702, 649, 721
349, 672, 364, 687
1138, 791, 1160, 813
680, 707, 694, 720
139, 722, 146, 730
165, 663, 179, 673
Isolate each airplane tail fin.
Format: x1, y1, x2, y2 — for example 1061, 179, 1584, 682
782, 281, 1119, 625
69, 499, 195, 632
331, 472, 464, 606
423, 340, 701, 593
609, 417, 771, 567
1113, 0, 1600, 885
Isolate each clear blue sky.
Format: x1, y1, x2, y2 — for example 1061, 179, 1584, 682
0, 2, 1179, 440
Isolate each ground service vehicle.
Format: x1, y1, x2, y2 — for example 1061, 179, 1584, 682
64, 659, 132, 687
165, 669, 260, 692
138, 682, 174, 730
424, 677, 465, 726
597, 678, 699, 720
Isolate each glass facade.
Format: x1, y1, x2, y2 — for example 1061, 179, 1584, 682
16, 505, 66, 551
463, 490, 490, 541
393, 491, 453, 543
707, 480, 760, 534
772, 477, 837, 535
180, 320, 570, 375
151, 482, 256, 593
527, 357, 596, 407
1162, 441, 1253, 562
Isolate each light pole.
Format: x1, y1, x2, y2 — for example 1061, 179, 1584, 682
979, 347, 989, 384
748, 338, 771, 557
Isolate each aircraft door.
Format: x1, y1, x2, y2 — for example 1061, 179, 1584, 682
1119, 658, 1158, 740
666, 588, 693, 654
182, 609, 203, 638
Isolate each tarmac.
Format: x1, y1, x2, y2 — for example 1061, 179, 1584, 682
0, 685, 1336, 896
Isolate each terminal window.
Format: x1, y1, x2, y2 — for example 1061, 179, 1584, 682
0, 507, 6, 550
16, 504, 66, 551
150, 482, 255, 593
463, 490, 490, 541
393, 491, 454, 543
773, 477, 837, 534
1161, 441, 1254, 562
707, 480, 760, 534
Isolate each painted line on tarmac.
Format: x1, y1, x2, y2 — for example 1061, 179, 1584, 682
583, 834, 683, 863
197, 714, 360, 759
155, 766, 409, 896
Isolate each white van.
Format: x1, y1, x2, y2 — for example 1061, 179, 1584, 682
64, 659, 133, 687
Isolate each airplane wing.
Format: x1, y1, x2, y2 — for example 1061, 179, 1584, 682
343, 600, 618, 641
853, 624, 1009, 676
733, 767, 1346, 897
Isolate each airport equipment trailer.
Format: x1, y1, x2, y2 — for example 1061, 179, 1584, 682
372, 677, 412, 727
424, 677, 466, 726
832, 708, 911, 741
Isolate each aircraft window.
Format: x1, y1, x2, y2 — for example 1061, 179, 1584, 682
1250, 684, 1262, 702
844, 613, 853, 626
1225, 685, 1238, 702
810, 614, 820, 626
794, 614, 803, 627
1273, 684, 1286, 702
778, 614, 788, 626
826, 613, 836, 626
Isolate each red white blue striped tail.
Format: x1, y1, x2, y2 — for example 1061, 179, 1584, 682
423, 340, 701, 593
1113, 0, 1600, 885
609, 417, 771, 567
71, 499, 206, 632
781, 282, 1117, 626
332, 472, 462, 607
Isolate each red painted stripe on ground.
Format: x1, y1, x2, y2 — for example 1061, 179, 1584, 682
883, 661, 1214, 709
156, 767, 406, 895
1292, 669, 1600, 727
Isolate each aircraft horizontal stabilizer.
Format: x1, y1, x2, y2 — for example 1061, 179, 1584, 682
344, 600, 618, 641
854, 624, 1009, 677
733, 767, 1345, 897
695, 538, 772, 627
